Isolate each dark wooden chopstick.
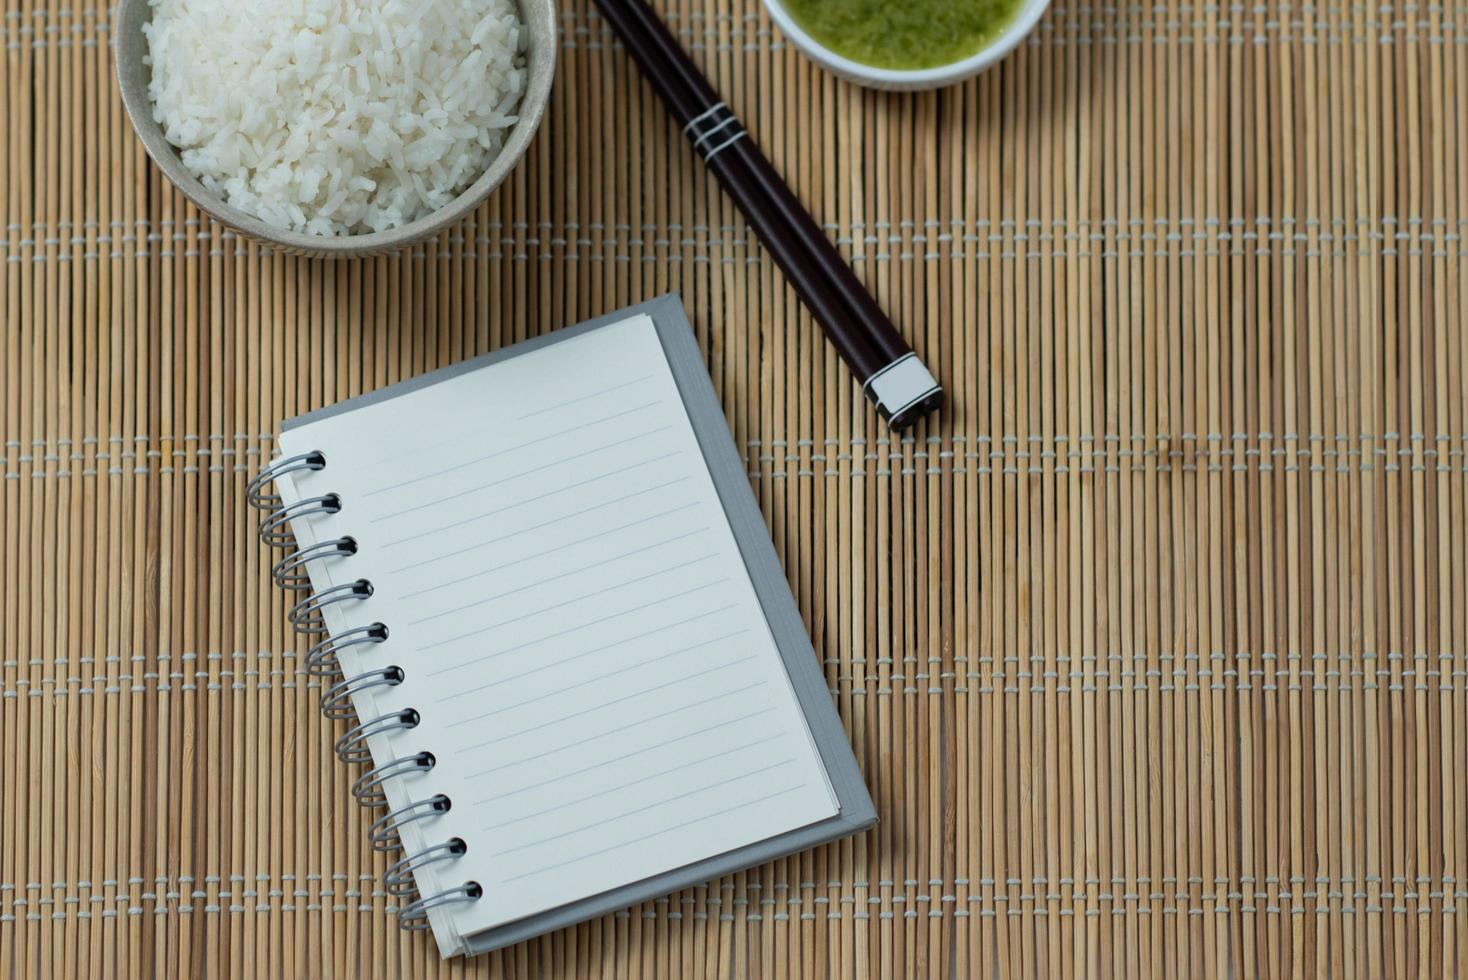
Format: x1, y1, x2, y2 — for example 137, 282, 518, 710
591, 0, 944, 430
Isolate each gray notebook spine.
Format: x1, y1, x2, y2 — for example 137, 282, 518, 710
245, 452, 483, 932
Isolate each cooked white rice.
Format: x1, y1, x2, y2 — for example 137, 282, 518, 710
144, 0, 525, 237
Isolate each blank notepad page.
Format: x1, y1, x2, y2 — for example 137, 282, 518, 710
277, 314, 839, 937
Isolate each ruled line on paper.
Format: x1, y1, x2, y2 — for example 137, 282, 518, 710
336, 372, 649, 474
403, 526, 711, 627
478, 707, 780, 809
499, 785, 808, 882
364, 400, 664, 498
423, 581, 731, 679
517, 375, 655, 420
452, 655, 759, 751
372, 437, 677, 525
487, 733, 788, 830
451, 629, 748, 720
460, 680, 768, 780
396, 502, 702, 600
492, 759, 799, 857
434, 604, 740, 701
416, 555, 720, 653
386, 472, 690, 562
372, 426, 672, 523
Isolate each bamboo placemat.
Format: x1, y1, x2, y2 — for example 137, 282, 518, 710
3, 0, 1467, 976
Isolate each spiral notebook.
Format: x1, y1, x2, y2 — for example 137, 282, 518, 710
249, 295, 876, 957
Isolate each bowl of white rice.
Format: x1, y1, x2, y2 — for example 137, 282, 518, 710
115, 0, 556, 257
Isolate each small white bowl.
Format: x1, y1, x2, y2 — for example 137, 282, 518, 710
761, 0, 1051, 91
115, 0, 556, 257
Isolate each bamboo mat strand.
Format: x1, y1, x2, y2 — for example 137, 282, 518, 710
3, 0, 1468, 977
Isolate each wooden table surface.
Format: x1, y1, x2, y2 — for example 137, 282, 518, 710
2, 0, 1466, 977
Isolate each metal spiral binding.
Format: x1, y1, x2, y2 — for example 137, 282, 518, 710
305, 623, 388, 679
367, 795, 451, 852
272, 536, 358, 591
336, 709, 421, 764
288, 579, 373, 635
252, 451, 477, 934
321, 665, 405, 721
245, 450, 325, 509
398, 882, 483, 931
384, 838, 468, 897
259, 493, 342, 547
352, 752, 437, 809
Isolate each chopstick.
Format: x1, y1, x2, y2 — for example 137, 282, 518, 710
591, 0, 945, 430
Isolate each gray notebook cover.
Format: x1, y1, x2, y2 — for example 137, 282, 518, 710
284, 293, 877, 956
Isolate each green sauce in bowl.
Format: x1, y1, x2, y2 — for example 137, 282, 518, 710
778, 0, 1025, 71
